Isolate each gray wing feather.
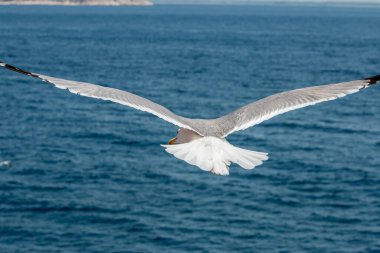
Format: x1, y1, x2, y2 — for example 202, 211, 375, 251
0, 62, 201, 134
2, 61, 378, 138
37, 74, 197, 129
213, 78, 379, 137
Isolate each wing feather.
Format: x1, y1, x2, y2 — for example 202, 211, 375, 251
0, 61, 202, 134
2, 61, 379, 138
214, 77, 380, 137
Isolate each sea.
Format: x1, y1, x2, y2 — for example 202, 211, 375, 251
0, 4, 380, 253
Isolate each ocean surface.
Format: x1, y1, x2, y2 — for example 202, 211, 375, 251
0, 4, 380, 253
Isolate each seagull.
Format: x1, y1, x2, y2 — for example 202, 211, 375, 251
1, 61, 379, 175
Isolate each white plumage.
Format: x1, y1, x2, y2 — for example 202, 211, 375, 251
1, 60, 379, 175
162, 137, 268, 175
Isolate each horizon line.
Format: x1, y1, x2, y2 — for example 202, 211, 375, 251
154, 1, 380, 6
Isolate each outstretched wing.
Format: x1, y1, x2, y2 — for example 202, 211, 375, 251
0, 61, 202, 134
214, 76, 380, 137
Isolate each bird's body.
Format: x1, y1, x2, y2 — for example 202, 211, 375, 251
1, 60, 379, 175
163, 134, 268, 176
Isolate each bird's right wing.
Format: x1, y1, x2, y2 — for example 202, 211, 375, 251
213, 76, 380, 137
0, 61, 202, 134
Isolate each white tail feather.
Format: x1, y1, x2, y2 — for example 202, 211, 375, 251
161, 137, 268, 175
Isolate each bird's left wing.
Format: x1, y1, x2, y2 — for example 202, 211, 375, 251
213, 75, 380, 137
0, 61, 201, 134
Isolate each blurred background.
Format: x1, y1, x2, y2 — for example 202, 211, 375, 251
0, 1, 380, 252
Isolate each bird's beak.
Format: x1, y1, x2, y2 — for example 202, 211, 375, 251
168, 137, 177, 145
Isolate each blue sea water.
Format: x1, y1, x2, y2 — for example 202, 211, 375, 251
1, 4, 380, 252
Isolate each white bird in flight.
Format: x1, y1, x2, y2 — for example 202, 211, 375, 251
1, 61, 379, 175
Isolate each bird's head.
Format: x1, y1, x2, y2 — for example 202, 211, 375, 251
168, 128, 180, 145
167, 128, 202, 145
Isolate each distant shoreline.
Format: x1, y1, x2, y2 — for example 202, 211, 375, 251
0, 0, 153, 5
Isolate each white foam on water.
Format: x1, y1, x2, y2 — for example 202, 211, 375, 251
0, 161, 12, 167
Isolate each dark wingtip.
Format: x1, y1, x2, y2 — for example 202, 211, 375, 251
365, 74, 380, 85
0, 61, 39, 78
